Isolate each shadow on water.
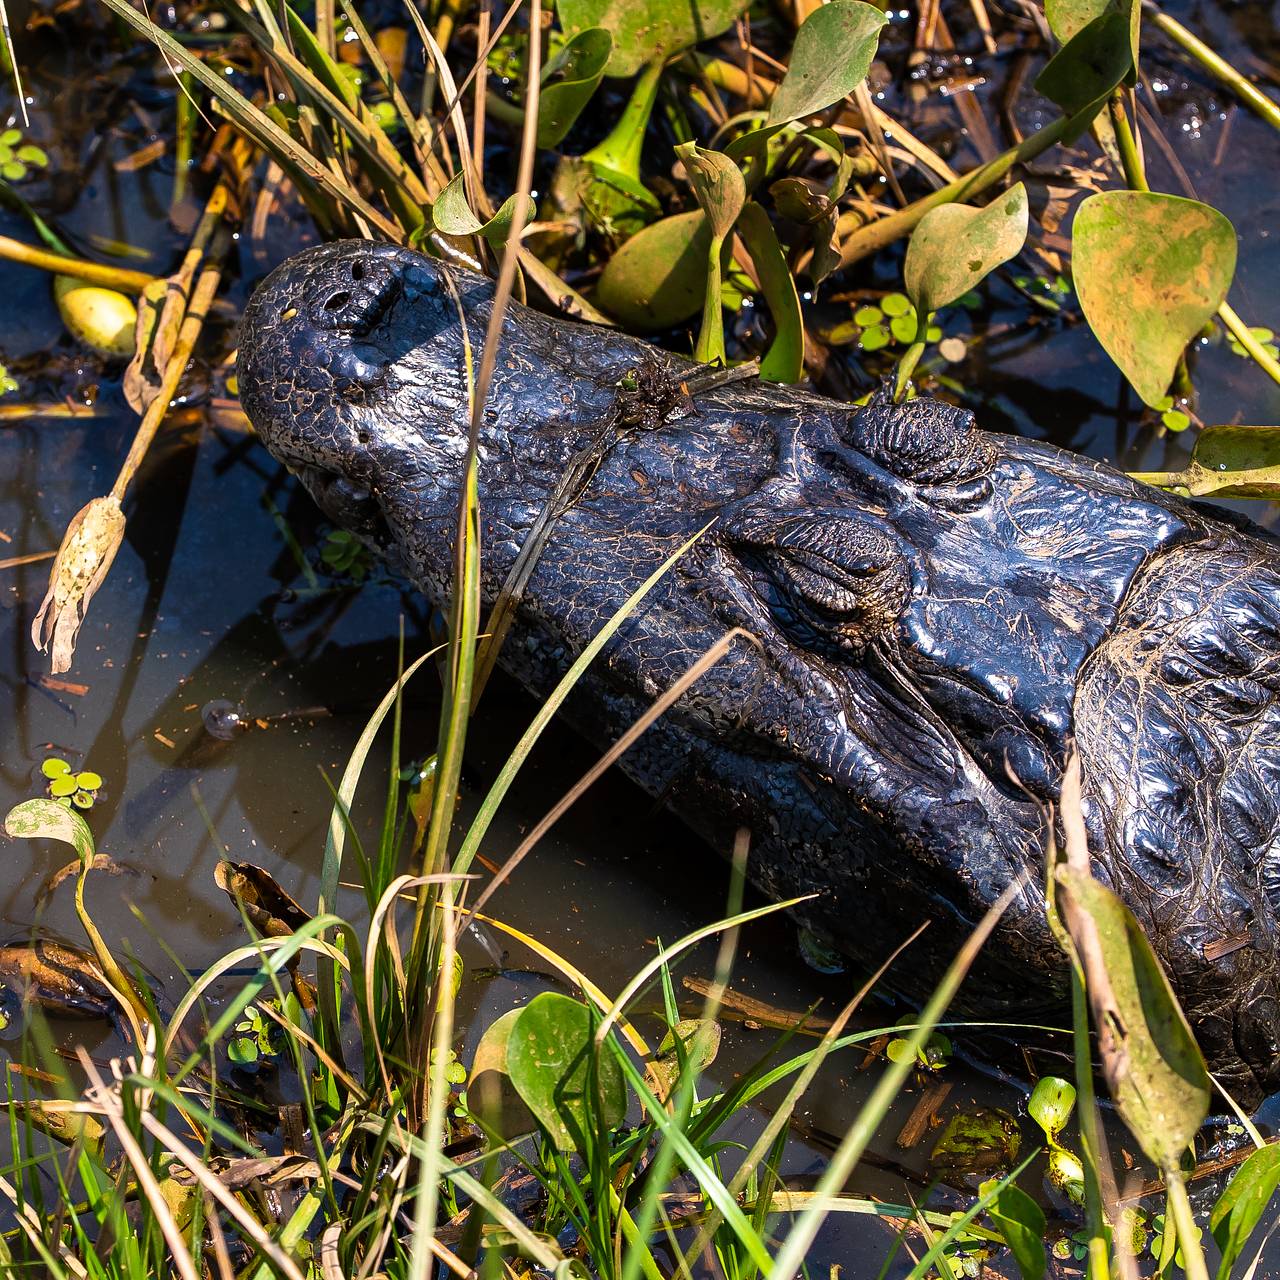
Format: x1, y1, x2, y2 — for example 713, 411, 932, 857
0, 0, 1278, 1271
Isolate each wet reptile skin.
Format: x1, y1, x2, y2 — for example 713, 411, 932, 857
238, 240, 1280, 1102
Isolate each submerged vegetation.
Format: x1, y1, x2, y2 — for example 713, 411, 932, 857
0, 0, 1277, 1275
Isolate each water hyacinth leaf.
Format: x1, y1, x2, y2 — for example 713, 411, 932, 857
904, 182, 1028, 316
1210, 1143, 1280, 1280
1073, 191, 1237, 408
1130, 425, 1280, 499
985, 1180, 1047, 1280
537, 28, 612, 149
595, 210, 711, 330
736, 201, 804, 382
676, 141, 745, 241
1045, 0, 1139, 67
676, 142, 746, 365
1055, 864, 1210, 1170
1035, 11, 1133, 123
767, 0, 888, 124
557, 0, 748, 77
432, 173, 521, 247
505, 992, 626, 1152
1027, 1076, 1076, 1143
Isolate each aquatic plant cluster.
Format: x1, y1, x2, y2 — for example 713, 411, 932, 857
0, 0, 1277, 1276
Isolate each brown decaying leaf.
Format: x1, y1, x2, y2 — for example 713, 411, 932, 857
214, 860, 313, 937
0, 938, 115, 1019
30, 495, 126, 675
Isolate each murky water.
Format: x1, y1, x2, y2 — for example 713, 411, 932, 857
0, 0, 1278, 1272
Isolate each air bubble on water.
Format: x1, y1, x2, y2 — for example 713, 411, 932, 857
202, 700, 249, 740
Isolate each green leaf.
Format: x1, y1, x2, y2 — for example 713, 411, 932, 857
905, 183, 1028, 316
860, 323, 890, 351
890, 313, 917, 344
556, 0, 749, 77
227, 1035, 259, 1065
736, 201, 803, 382
595, 210, 711, 330
1056, 865, 1211, 1171
1035, 11, 1133, 121
881, 292, 912, 317
986, 1181, 1047, 1280
40, 758, 70, 779
767, 0, 888, 124
676, 141, 745, 241
4, 798, 95, 862
283, 3, 359, 111
1045, 0, 1139, 67
537, 28, 612, 149
505, 992, 626, 1152
1072, 190, 1237, 408
1210, 1144, 1280, 1280
432, 173, 520, 246
74, 771, 102, 791
1132, 424, 1280, 498
1027, 1076, 1076, 1143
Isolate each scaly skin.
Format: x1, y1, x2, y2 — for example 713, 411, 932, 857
238, 240, 1280, 1103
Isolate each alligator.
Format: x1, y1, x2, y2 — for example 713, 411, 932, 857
238, 240, 1280, 1103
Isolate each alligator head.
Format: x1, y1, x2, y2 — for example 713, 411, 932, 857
239, 240, 1280, 1103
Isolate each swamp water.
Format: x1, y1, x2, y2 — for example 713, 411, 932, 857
0, 0, 1279, 1272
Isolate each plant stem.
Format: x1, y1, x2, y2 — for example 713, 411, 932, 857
111, 232, 228, 502
1219, 300, 1280, 389
0, 234, 155, 292
583, 58, 664, 179
1144, 3, 1280, 134
838, 107, 1085, 267
1165, 1172, 1211, 1280
695, 237, 728, 365
1109, 90, 1150, 192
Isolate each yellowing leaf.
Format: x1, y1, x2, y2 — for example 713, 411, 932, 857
904, 183, 1028, 315
1056, 863, 1210, 1172
1131, 424, 1280, 499
1072, 190, 1236, 408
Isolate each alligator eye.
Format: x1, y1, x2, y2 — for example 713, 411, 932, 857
842, 391, 995, 488
729, 512, 911, 656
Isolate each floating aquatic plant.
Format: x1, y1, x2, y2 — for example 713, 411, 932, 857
40, 758, 103, 810
0, 128, 47, 181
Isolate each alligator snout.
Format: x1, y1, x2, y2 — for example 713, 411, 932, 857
289, 240, 409, 336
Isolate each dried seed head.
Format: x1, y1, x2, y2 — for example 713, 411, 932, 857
31, 495, 126, 674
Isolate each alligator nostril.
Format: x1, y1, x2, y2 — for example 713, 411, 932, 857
350, 261, 365, 281
324, 290, 352, 312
